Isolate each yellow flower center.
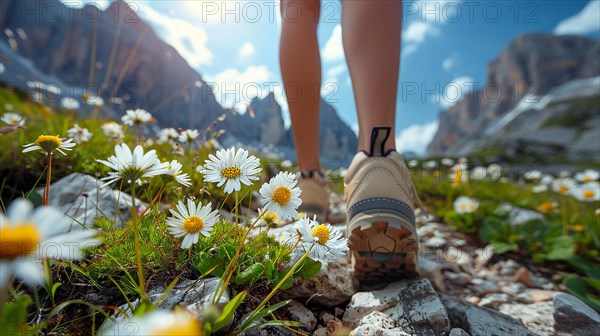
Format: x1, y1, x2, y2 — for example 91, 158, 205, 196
571, 224, 585, 233
183, 216, 204, 233
150, 317, 202, 336
272, 186, 291, 205
583, 190, 595, 199
559, 185, 570, 193
221, 167, 241, 179
468, 204, 476, 212
0, 223, 41, 260
460, 203, 467, 211
311, 224, 330, 245
34, 135, 62, 151
583, 176, 592, 182
453, 170, 462, 185
536, 202, 556, 213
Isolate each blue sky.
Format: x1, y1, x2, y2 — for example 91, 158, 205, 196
63, 0, 600, 155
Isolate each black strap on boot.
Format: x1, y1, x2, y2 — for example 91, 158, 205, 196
369, 126, 391, 157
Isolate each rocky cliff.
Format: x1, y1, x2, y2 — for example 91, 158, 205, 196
0, 0, 357, 165
427, 34, 600, 157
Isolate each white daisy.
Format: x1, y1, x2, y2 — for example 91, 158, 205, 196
575, 169, 599, 183
178, 129, 199, 143
61, 97, 80, 110
0, 62, 4, 74
572, 182, 600, 202
200, 147, 262, 194
532, 184, 548, 193
101, 122, 124, 141
471, 166, 487, 180
87, 95, 104, 107
122, 108, 152, 126
67, 123, 92, 143
524, 170, 542, 181
552, 178, 577, 195
100, 309, 201, 336
441, 158, 454, 166
22, 135, 76, 156
487, 164, 502, 181
454, 196, 479, 214
0, 199, 100, 288
1, 113, 25, 127
424, 160, 438, 170
167, 199, 220, 249
407, 160, 418, 168
96, 143, 169, 188
157, 127, 179, 143
259, 171, 302, 220
295, 216, 348, 262
256, 207, 280, 227
540, 174, 554, 185
163, 160, 192, 187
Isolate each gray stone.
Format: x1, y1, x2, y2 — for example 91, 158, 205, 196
418, 258, 446, 291
471, 278, 502, 295
479, 293, 509, 307
285, 300, 317, 332
424, 236, 448, 248
553, 293, 600, 335
500, 302, 556, 336
40, 173, 143, 229
343, 279, 451, 336
146, 278, 230, 313
496, 203, 544, 226
285, 258, 358, 307
440, 294, 539, 336
449, 328, 470, 336
444, 271, 472, 285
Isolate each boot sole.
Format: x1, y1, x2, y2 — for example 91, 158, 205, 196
348, 211, 419, 283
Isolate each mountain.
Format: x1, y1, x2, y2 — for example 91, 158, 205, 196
0, 0, 357, 165
427, 34, 600, 160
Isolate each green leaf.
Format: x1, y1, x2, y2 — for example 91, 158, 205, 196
297, 258, 322, 280
235, 264, 265, 285
1, 294, 33, 335
51, 282, 62, 299
240, 300, 291, 330
563, 275, 600, 313
275, 268, 294, 290
212, 291, 247, 332
545, 235, 576, 260
566, 256, 600, 279
265, 259, 275, 281
491, 241, 518, 254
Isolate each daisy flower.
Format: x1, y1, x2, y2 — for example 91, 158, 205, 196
1, 113, 25, 127
295, 216, 348, 262
256, 207, 280, 227
61, 97, 80, 110
454, 196, 479, 214
96, 143, 169, 187
259, 171, 302, 219
100, 309, 201, 336
441, 158, 454, 166
178, 129, 199, 144
540, 174, 554, 185
67, 123, 92, 143
552, 178, 577, 195
524, 170, 541, 181
0, 199, 100, 288
487, 164, 502, 181
158, 127, 179, 143
471, 166, 487, 180
102, 122, 124, 141
200, 147, 262, 194
163, 160, 192, 187
424, 160, 438, 170
86, 95, 104, 107
122, 108, 152, 126
575, 169, 599, 183
22, 135, 76, 155
572, 182, 600, 202
532, 184, 548, 193
407, 160, 418, 168
167, 199, 220, 249
536, 201, 559, 213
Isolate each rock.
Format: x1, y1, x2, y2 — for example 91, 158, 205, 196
497, 204, 545, 226
471, 278, 501, 295
440, 294, 538, 336
553, 293, 600, 335
449, 328, 470, 336
349, 312, 412, 336
501, 283, 526, 296
479, 293, 509, 308
319, 311, 335, 324
513, 267, 533, 287
515, 292, 534, 304
500, 302, 556, 336
285, 258, 357, 307
498, 260, 521, 275
39, 173, 143, 229
528, 290, 556, 303
418, 258, 446, 291
445, 247, 472, 269
285, 300, 317, 332
343, 279, 451, 335
444, 271, 472, 285
424, 236, 447, 248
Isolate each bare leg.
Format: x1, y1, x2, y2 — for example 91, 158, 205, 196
279, 0, 322, 171
342, 0, 402, 152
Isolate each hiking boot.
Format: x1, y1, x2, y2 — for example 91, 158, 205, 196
297, 170, 330, 223
344, 127, 423, 283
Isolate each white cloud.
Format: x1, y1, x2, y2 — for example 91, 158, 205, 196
322, 25, 344, 62
327, 63, 347, 79
205, 65, 273, 112
554, 1, 600, 35
403, 21, 440, 44
395, 120, 439, 156
136, 3, 213, 68
238, 42, 256, 58
351, 123, 359, 136
442, 55, 457, 71
438, 76, 476, 108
